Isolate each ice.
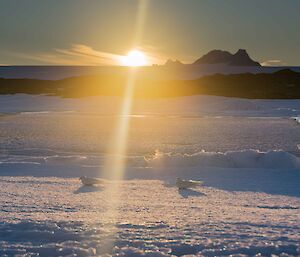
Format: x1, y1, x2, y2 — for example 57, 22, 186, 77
1, 66, 300, 80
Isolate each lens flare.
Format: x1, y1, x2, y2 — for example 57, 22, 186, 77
121, 50, 148, 66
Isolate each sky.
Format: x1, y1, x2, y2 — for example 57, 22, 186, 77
0, 0, 300, 66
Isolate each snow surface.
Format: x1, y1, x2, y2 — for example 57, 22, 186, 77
1, 94, 300, 117
0, 177, 300, 256
0, 176, 299, 256
0, 94, 300, 256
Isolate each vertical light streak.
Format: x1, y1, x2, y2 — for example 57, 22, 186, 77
133, 0, 149, 47
104, 69, 137, 182
99, 1, 149, 248
103, 0, 148, 183
102, 69, 137, 227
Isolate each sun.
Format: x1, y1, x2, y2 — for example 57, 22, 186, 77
120, 50, 148, 67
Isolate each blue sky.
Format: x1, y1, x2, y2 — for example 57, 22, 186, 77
0, 0, 299, 65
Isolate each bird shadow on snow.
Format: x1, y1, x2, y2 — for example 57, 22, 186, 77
185, 168, 300, 198
73, 185, 103, 194
163, 181, 206, 198
178, 189, 206, 198
161, 168, 300, 197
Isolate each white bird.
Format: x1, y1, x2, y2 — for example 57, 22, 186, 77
176, 178, 203, 189
79, 176, 103, 186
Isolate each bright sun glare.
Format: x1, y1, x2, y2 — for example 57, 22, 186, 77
121, 50, 148, 66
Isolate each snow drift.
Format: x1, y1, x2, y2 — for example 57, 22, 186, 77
143, 149, 300, 169
1, 149, 300, 170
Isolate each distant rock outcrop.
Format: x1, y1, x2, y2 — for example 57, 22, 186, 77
230, 49, 261, 66
164, 59, 183, 66
193, 49, 261, 67
193, 50, 232, 65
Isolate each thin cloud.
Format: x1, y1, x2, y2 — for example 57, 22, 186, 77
5, 44, 166, 66
261, 59, 285, 66
54, 44, 124, 65
6, 44, 124, 66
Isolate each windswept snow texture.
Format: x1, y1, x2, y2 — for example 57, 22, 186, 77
0, 177, 300, 256
0, 94, 300, 256
0, 177, 299, 257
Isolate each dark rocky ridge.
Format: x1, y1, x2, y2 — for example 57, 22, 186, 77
193, 49, 261, 66
193, 50, 233, 65
0, 69, 299, 99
